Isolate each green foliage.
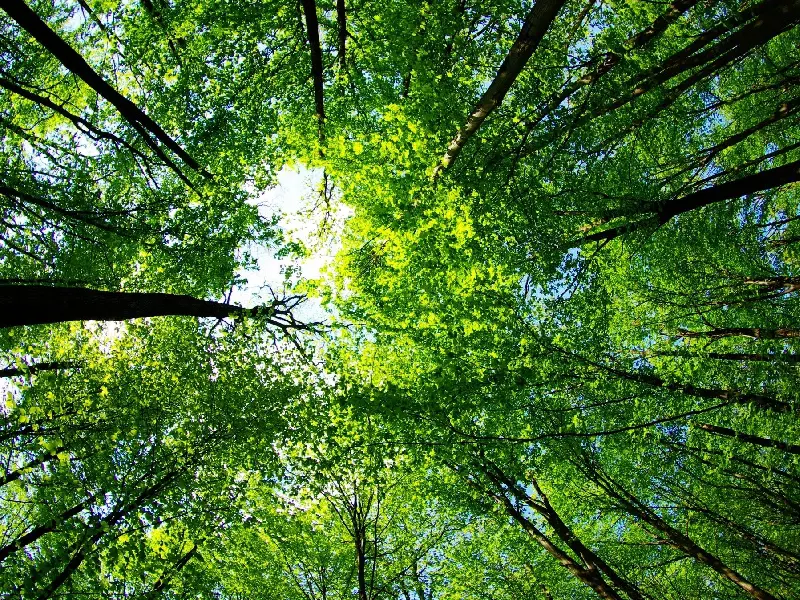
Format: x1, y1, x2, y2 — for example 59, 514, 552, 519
1, 0, 799, 598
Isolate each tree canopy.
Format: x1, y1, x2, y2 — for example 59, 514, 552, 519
1, 0, 800, 598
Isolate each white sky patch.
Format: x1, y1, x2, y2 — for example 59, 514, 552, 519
232, 166, 351, 323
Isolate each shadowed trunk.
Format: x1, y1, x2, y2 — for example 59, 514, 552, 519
585, 465, 780, 600
571, 158, 800, 246
0, 0, 207, 176
436, 0, 567, 174
697, 423, 800, 454
0, 286, 304, 330
337, 0, 347, 71
0, 361, 79, 378
301, 0, 326, 142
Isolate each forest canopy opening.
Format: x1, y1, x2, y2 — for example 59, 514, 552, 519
1, 0, 799, 598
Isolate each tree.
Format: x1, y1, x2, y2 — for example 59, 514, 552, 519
2, 0, 800, 598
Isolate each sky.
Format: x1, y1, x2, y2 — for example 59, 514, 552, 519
231, 166, 350, 323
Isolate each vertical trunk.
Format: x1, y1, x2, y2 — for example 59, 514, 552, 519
0, 447, 64, 487
0, 0, 206, 176
300, 0, 326, 143
529, 0, 701, 129
652, 350, 800, 364
485, 465, 644, 600
697, 423, 800, 454
570, 158, 800, 246
36, 474, 176, 599
0, 496, 91, 563
336, 0, 347, 71
355, 528, 368, 600
0, 286, 247, 327
490, 486, 625, 600
147, 544, 199, 598
678, 326, 800, 340
0, 361, 78, 378
436, 0, 567, 174
587, 467, 780, 600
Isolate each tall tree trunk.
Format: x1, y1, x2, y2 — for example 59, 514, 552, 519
484, 479, 626, 599
0, 285, 303, 330
0, 447, 64, 487
0, 74, 194, 188
590, 0, 800, 121
484, 464, 645, 600
36, 473, 177, 599
652, 350, 800, 364
0, 361, 79, 378
678, 326, 800, 340
697, 423, 800, 454
528, 0, 701, 129
336, 0, 347, 71
435, 0, 567, 174
0, 0, 207, 177
301, 0, 326, 143
0, 496, 93, 563
147, 544, 199, 598
566, 351, 794, 413
571, 158, 800, 246
585, 465, 780, 600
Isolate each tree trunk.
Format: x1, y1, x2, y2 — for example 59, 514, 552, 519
485, 465, 645, 600
37, 473, 176, 599
697, 423, 800, 454
336, 0, 347, 71
0, 447, 64, 487
571, 158, 800, 246
678, 326, 800, 340
0, 74, 194, 188
0, 496, 92, 563
301, 0, 326, 143
0, 286, 243, 327
0, 285, 305, 330
147, 544, 199, 598
587, 467, 780, 600
487, 482, 626, 599
528, 0, 701, 130
0, 361, 79, 378
436, 0, 567, 174
0, 0, 207, 177
591, 0, 800, 120
652, 350, 800, 364
569, 352, 794, 413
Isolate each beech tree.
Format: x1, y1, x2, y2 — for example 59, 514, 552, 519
1, 0, 799, 598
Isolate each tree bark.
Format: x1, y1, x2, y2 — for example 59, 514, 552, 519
0, 496, 92, 563
0, 0, 207, 177
336, 0, 347, 71
586, 466, 780, 600
697, 423, 800, 454
0, 361, 79, 378
147, 544, 199, 598
678, 327, 800, 340
528, 0, 701, 130
436, 0, 567, 174
591, 0, 800, 121
0, 285, 302, 330
0, 74, 194, 188
482, 472, 627, 600
571, 158, 800, 246
652, 350, 800, 364
36, 473, 177, 600
0, 448, 64, 487
301, 0, 326, 143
